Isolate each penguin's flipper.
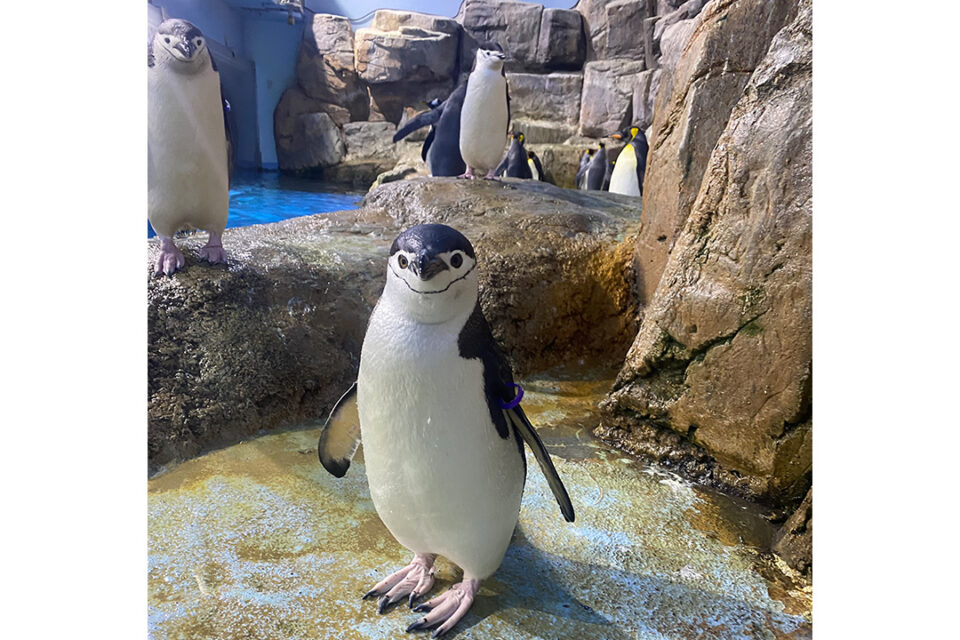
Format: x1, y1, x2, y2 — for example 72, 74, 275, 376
318, 382, 361, 478
494, 153, 508, 177
422, 126, 436, 162
393, 107, 443, 143
506, 406, 575, 523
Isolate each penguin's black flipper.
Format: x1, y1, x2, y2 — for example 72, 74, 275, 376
318, 382, 361, 478
422, 126, 436, 162
507, 406, 575, 523
494, 153, 509, 177
393, 107, 443, 143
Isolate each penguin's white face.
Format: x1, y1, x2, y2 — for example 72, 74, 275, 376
153, 19, 210, 72
383, 225, 480, 325
475, 48, 505, 72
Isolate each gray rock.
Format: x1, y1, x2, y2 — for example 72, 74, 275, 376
657, 16, 700, 71
342, 121, 399, 164
575, 0, 611, 62
598, 0, 812, 507
276, 111, 345, 172
536, 8, 586, 70
631, 68, 662, 131
506, 72, 583, 125
578, 59, 646, 137
148, 178, 643, 470
354, 26, 458, 85
296, 13, 368, 121
509, 119, 579, 145
367, 79, 456, 125
457, 0, 543, 72
654, 0, 709, 41
370, 163, 420, 189
605, 0, 653, 59
639, 0, 798, 307
371, 9, 461, 37
524, 142, 591, 188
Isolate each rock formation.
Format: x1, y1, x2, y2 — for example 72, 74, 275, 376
598, 0, 812, 510
148, 178, 642, 472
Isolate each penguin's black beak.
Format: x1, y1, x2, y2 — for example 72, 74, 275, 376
411, 252, 449, 281
176, 39, 197, 59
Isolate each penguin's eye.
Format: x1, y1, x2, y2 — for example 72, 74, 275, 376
164, 37, 171, 44
397, 255, 409, 269
196, 39, 203, 47
450, 253, 463, 269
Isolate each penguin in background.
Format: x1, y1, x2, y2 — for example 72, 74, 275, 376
527, 150, 544, 181
575, 148, 594, 190
583, 142, 608, 191
459, 46, 510, 179
148, 18, 229, 276
494, 131, 532, 179
608, 125, 649, 197
318, 224, 574, 637
393, 87, 467, 177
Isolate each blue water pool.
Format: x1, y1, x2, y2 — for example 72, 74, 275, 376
148, 171, 363, 237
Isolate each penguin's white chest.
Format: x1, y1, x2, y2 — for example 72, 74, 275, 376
459, 70, 508, 172
357, 302, 524, 578
609, 143, 641, 196
528, 159, 540, 181
148, 66, 228, 237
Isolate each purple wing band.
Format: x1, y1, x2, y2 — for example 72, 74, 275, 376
500, 383, 524, 410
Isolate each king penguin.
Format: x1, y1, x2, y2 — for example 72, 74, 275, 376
608, 125, 649, 197
318, 224, 574, 637
527, 150, 544, 181
148, 19, 229, 276
459, 47, 510, 179
584, 142, 608, 191
393, 86, 467, 177
494, 132, 532, 179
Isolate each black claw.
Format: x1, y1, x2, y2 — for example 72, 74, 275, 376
377, 595, 391, 614
408, 593, 417, 608
413, 603, 433, 613
363, 588, 380, 600
406, 619, 427, 633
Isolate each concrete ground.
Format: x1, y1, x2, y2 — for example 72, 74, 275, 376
148, 369, 812, 639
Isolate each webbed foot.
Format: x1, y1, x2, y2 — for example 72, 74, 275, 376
154, 236, 185, 276
199, 230, 226, 264
363, 553, 437, 614
405, 578, 479, 637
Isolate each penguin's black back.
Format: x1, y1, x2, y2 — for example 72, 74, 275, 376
585, 147, 607, 191
429, 84, 468, 177
504, 137, 532, 179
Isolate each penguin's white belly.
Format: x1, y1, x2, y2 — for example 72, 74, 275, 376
609, 144, 641, 196
148, 67, 228, 237
460, 72, 508, 172
358, 311, 524, 579
528, 159, 540, 181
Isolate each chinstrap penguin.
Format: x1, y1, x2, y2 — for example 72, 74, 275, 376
393, 88, 467, 177
318, 224, 574, 637
459, 47, 510, 179
148, 18, 229, 276
608, 125, 649, 197
494, 132, 532, 179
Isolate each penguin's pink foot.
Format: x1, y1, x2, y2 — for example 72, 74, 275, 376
457, 167, 476, 179
482, 169, 499, 181
364, 553, 437, 613
154, 237, 185, 276
199, 231, 227, 264
406, 578, 479, 637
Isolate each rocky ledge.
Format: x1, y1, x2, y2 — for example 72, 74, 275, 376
148, 178, 643, 473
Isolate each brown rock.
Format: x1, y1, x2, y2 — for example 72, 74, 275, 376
457, 0, 543, 72
637, 0, 798, 306
525, 142, 591, 187
296, 13, 368, 121
506, 72, 584, 125
598, 0, 812, 506
509, 119, 579, 145
631, 69, 662, 132
275, 111, 345, 172
354, 26, 458, 85
367, 79, 456, 125
371, 9, 461, 38
773, 487, 812, 575
536, 8, 586, 70
148, 178, 643, 470
578, 59, 646, 137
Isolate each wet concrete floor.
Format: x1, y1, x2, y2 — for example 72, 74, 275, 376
149, 367, 812, 639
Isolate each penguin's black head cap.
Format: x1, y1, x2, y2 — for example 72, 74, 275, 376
390, 224, 476, 281
156, 19, 207, 62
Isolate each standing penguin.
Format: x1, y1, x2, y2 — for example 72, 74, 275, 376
148, 19, 229, 276
393, 86, 467, 177
527, 150, 544, 181
459, 48, 510, 179
318, 224, 574, 637
608, 125, 649, 197
494, 132, 532, 179
575, 148, 594, 190
584, 142, 608, 191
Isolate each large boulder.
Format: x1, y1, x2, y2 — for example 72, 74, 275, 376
536, 8, 586, 70
525, 142, 591, 188
773, 487, 813, 575
296, 13, 368, 121
637, 0, 798, 305
371, 9, 460, 37
354, 26, 458, 85
605, 0, 654, 59
506, 72, 584, 125
578, 59, 646, 137
457, 0, 543, 72
598, 0, 812, 507
367, 79, 456, 125
509, 119, 578, 145
148, 178, 643, 471
275, 111, 345, 172
631, 69, 662, 132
